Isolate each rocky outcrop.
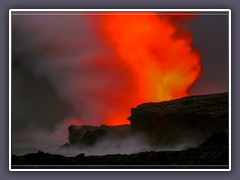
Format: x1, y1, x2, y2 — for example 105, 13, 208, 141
128, 92, 228, 147
63, 92, 228, 150
12, 93, 229, 168
199, 130, 228, 147
67, 125, 130, 147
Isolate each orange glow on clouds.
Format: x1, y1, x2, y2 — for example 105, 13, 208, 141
70, 13, 202, 126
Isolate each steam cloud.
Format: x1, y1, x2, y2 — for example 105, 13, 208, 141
12, 14, 137, 155
12, 15, 131, 126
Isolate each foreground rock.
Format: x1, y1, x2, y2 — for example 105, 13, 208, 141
67, 124, 130, 147
128, 92, 228, 147
12, 131, 228, 168
64, 93, 228, 149
12, 92, 229, 168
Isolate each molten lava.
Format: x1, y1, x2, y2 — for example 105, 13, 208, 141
96, 12, 202, 125
70, 12, 202, 126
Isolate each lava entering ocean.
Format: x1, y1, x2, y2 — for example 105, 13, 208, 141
88, 12, 202, 125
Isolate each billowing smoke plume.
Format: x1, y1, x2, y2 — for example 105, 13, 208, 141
12, 15, 130, 126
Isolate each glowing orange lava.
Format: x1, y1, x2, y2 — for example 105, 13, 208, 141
69, 13, 202, 126
98, 13, 202, 125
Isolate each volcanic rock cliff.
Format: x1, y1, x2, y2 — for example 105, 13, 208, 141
128, 92, 228, 147
66, 92, 228, 149
67, 124, 130, 148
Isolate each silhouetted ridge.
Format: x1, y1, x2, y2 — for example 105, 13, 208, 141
128, 92, 228, 147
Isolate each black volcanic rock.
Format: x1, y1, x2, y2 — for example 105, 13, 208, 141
199, 130, 228, 147
62, 93, 228, 151
128, 92, 228, 147
12, 93, 229, 168
12, 130, 229, 167
68, 124, 130, 147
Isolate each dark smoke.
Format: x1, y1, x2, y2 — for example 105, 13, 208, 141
12, 14, 135, 155
12, 15, 134, 126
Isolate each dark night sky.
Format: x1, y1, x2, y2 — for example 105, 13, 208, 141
187, 15, 229, 95
11, 12, 229, 155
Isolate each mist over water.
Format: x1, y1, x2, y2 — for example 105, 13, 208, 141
12, 123, 205, 157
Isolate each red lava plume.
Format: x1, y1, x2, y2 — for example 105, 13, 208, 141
88, 12, 202, 125
62, 13, 202, 126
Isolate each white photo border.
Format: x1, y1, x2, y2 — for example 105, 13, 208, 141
9, 9, 231, 171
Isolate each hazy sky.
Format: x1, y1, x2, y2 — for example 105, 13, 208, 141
187, 14, 229, 95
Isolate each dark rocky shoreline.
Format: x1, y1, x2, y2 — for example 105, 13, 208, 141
12, 131, 228, 168
11, 92, 229, 169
